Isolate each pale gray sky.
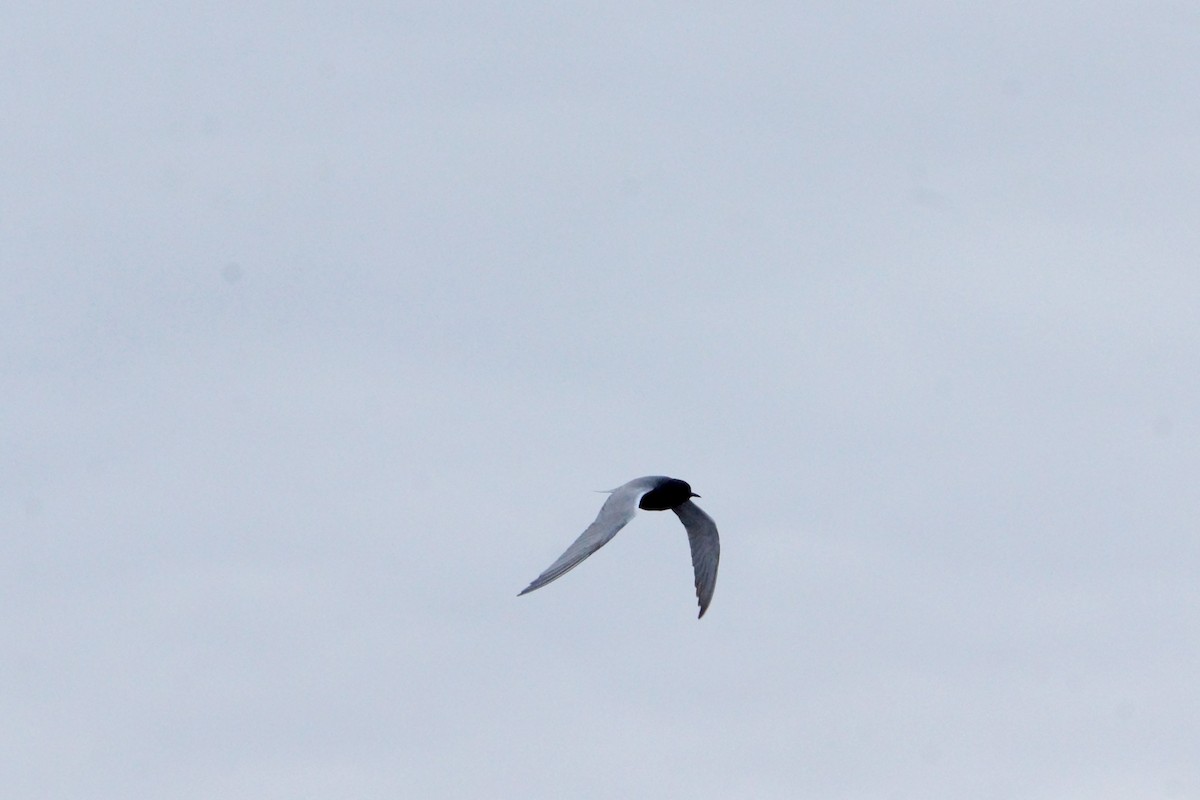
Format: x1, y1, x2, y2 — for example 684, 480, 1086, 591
3, 3, 1199, 798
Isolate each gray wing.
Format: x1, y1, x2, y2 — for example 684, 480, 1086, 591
672, 499, 720, 618
518, 477, 663, 597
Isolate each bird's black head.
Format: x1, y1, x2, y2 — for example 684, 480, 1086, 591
638, 478, 699, 511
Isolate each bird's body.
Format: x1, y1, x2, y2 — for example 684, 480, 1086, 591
518, 475, 721, 618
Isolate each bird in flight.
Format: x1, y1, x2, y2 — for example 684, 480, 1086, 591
518, 476, 721, 618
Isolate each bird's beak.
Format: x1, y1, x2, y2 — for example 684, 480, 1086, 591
690, 492, 701, 498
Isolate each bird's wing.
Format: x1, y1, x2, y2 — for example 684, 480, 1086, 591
672, 499, 721, 618
518, 477, 662, 596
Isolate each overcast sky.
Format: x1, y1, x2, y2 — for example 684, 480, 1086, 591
3, 3, 1199, 798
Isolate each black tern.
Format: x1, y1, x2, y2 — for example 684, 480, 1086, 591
518, 476, 720, 618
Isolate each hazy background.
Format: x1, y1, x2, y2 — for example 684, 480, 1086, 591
3, 3, 1198, 798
